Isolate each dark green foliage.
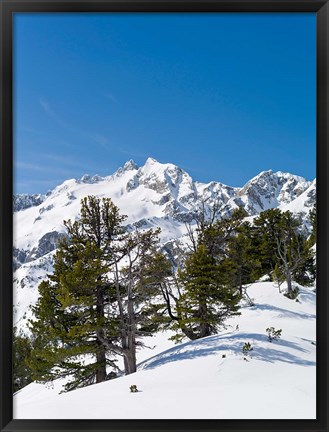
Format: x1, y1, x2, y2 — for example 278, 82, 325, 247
171, 243, 241, 341
220, 222, 261, 295
254, 209, 315, 293
29, 197, 126, 391
168, 208, 259, 341
13, 328, 33, 392
308, 205, 316, 246
29, 196, 167, 391
252, 208, 284, 277
266, 327, 282, 342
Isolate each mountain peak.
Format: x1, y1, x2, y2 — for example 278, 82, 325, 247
123, 160, 139, 171
144, 157, 160, 166
113, 159, 139, 177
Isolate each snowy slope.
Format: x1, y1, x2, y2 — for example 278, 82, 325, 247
14, 282, 316, 420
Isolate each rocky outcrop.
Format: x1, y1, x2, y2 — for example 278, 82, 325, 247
26, 231, 67, 262
13, 194, 45, 212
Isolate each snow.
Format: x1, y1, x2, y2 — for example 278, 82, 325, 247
14, 282, 316, 420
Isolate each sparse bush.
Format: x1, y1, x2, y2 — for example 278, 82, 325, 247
130, 384, 138, 393
272, 263, 285, 292
266, 327, 282, 342
242, 342, 253, 357
284, 287, 299, 300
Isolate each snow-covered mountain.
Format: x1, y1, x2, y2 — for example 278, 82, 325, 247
14, 281, 316, 419
13, 158, 315, 329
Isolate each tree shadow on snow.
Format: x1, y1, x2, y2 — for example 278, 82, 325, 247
249, 303, 316, 320
138, 332, 315, 371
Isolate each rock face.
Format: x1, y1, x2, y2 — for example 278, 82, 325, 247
26, 231, 67, 262
13, 157, 315, 330
13, 194, 45, 212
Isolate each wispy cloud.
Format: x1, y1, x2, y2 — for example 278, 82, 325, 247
41, 153, 100, 172
14, 178, 61, 193
39, 97, 111, 148
39, 98, 68, 129
39, 98, 53, 116
91, 134, 109, 148
15, 161, 75, 177
119, 148, 149, 160
104, 92, 117, 103
20, 126, 47, 136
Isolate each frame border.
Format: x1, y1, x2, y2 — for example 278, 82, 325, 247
1, 1, 328, 431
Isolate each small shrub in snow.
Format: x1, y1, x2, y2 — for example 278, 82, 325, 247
130, 384, 138, 393
266, 327, 282, 342
284, 287, 299, 300
272, 264, 285, 292
242, 342, 253, 357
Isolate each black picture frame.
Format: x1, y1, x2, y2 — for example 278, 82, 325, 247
1, 1, 328, 431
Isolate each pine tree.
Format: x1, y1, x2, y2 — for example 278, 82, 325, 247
13, 328, 33, 392
221, 222, 260, 295
162, 208, 247, 342
173, 244, 241, 341
29, 196, 125, 391
29, 196, 167, 390
253, 209, 314, 294
103, 228, 166, 374
253, 208, 284, 278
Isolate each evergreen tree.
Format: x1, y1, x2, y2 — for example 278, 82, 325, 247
252, 208, 284, 278
254, 209, 314, 294
172, 244, 241, 341
29, 196, 167, 390
102, 228, 166, 374
13, 328, 33, 392
221, 222, 260, 295
162, 208, 247, 342
29, 196, 125, 391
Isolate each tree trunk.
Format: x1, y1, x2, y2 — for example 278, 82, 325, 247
96, 281, 107, 383
199, 301, 210, 338
238, 267, 243, 296
126, 295, 137, 374
95, 339, 107, 383
286, 269, 292, 293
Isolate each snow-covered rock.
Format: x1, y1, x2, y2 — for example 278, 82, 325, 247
13, 193, 45, 212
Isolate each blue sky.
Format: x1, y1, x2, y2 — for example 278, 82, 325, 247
14, 13, 316, 194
